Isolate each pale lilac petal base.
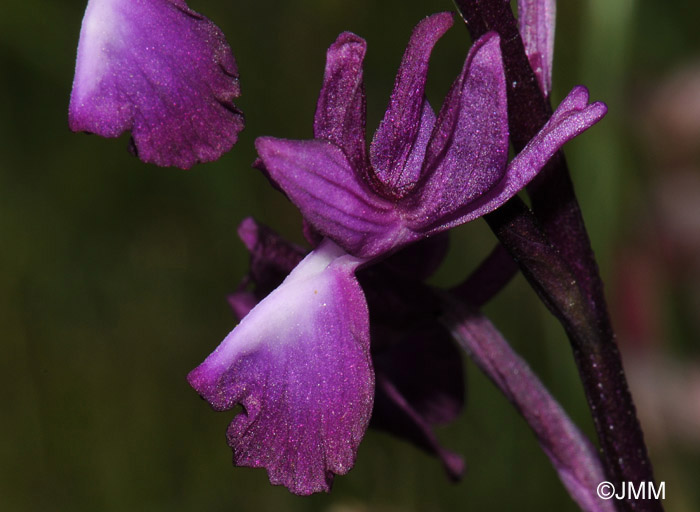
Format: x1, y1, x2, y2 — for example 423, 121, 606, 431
188, 240, 373, 495
69, 0, 243, 169
255, 137, 404, 258
444, 300, 615, 512
371, 327, 465, 480
237, 217, 305, 297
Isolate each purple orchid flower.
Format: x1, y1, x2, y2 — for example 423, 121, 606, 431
226, 219, 466, 481
189, 236, 373, 495
69, 0, 244, 169
255, 12, 606, 260
188, 12, 606, 495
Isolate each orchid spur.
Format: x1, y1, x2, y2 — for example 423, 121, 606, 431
188, 12, 607, 495
69, 0, 244, 169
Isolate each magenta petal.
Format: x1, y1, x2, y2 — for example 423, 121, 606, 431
69, 0, 244, 169
518, 0, 556, 96
188, 240, 374, 495
415, 86, 607, 234
255, 137, 405, 258
314, 32, 369, 173
445, 302, 614, 512
370, 13, 453, 195
407, 32, 509, 226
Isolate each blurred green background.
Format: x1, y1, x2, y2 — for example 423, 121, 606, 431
2, 0, 699, 510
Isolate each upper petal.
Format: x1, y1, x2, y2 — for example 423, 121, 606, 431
517, 0, 556, 96
370, 13, 453, 196
314, 32, 369, 174
415, 86, 607, 234
404, 32, 509, 228
188, 239, 374, 495
255, 136, 405, 258
69, 0, 244, 169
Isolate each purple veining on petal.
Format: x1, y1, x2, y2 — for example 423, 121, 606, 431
255, 19, 604, 262
255, 137, 405, 258
412, 86, 607, 234
382, 232, 450, 281
444, 300, 615, 512
69, 0, 244, 169
224, 219, 466, 482
517, 0, 556, 96
188, 239, 374, 495
314, 32, 369, 174
370, 13, 453, 195
409, 32, 509, 224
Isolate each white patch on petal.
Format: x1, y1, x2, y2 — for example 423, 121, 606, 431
208, 239, 357, 364
73, 0, 128, 101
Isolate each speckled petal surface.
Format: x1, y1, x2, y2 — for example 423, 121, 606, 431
188, 240, 374, 495
313, 32, 368, 173
370, 13, 452, 195
408, 32, 509, 226
255, 137, 405, 258
518, 0, 556, 96
69, 0, 243, 169
412, 86, 607, 234
227, 290, 257, 321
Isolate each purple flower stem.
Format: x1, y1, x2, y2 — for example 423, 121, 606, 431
483, 196, 661, 512
452, 2, 662, 510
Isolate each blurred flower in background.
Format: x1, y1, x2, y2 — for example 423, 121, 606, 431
69, 0, 244, 168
